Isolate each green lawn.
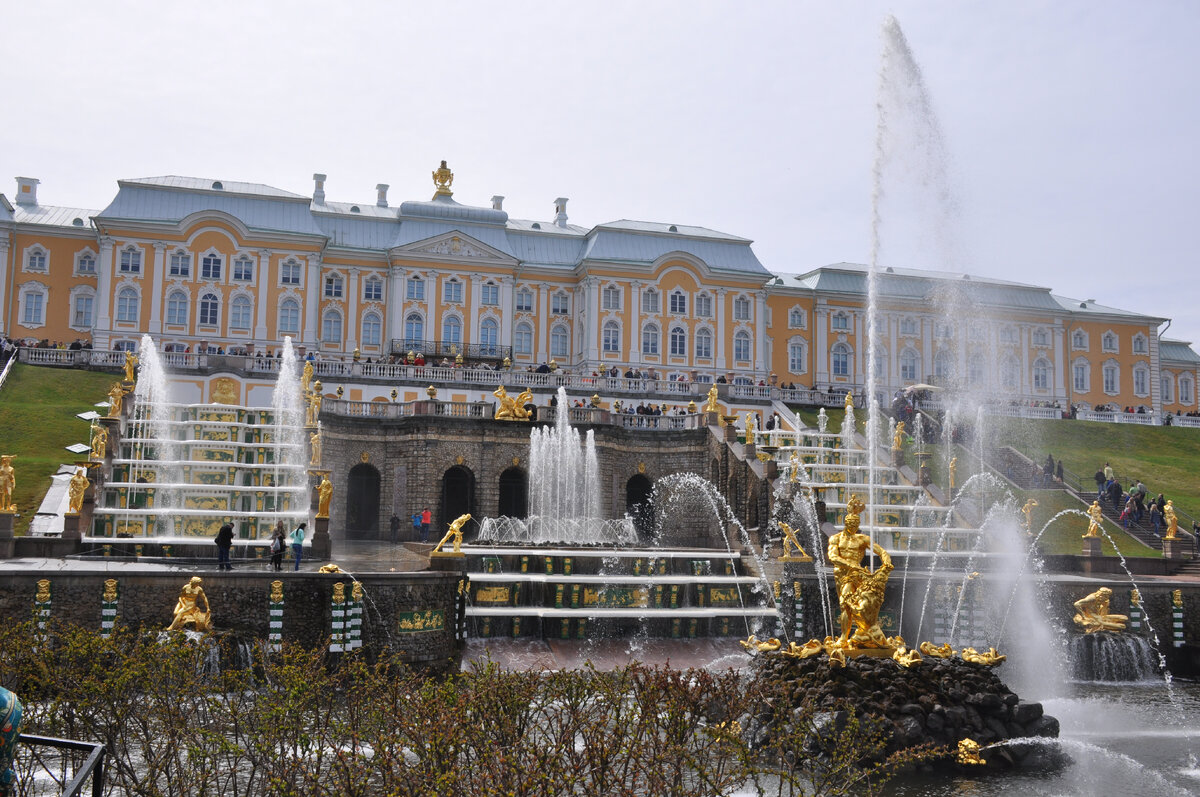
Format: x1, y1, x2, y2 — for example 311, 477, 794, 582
0, 363, 117, 534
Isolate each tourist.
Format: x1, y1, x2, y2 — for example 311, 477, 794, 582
1104, 462, 1114, 482
270, 521, 286, 571
215, 520, 234, 571
290, 522, 307, 570
1055, 460, 1064, 483
411, 511, 422, 541
390, 513, 401, 544
420, 507, 432, 543
1149, 502, 1164, 538
1093, 468, 1106, 501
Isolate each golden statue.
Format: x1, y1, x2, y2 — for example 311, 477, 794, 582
960, 647, 1007, 666
892, 643, 922, 668
103, 579, 118, 602
844, 391, 854, 411
781, 639, 825, 659
107, 383, 125, 418
1164, 500, 1178, 540
1173, 589, 1183, 608
309, 430, 322, 466
493, 386, 531, 421
827, 494, 894, 650
919, 641, 955, 659
316, 475, 333, 518
90, 424, 108, 460
891, 421, 906, 451
318, 563, 344, 573
301, 360, 314, 394
123, 351, 139, 384
948, 457, 958, 491
1021, 499, 1038, 533
432, 159, 454, 197
166, 577, 212, 633
739, 635, 781, 653
789, 450, 800, 483
0, 456, 15, 512
1084, 500, 1103, 538
778, 521, 812, 562
67, 467, 89, 514
1072, 587, 1127, 633
433, 513, 472, 554
957, 738, 986, 766
705, 386, 719, 413
306, 382, 323, 426
745, 413, 756, 438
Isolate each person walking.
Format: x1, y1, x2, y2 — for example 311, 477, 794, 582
389, 513, 401, 544
270, 521, 286, 571
1093, 468, 1106, 502
1149, 502, 1164, 538
290, 522, 307, 571
420, 507, 432, 543
215, 521, 234, 571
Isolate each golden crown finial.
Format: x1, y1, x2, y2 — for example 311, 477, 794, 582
432, 160, 454, 198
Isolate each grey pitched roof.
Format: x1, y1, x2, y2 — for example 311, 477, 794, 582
581, 223, 768, 275
790, 263, 1064, 311
1051, 294, 1165, 321
1160, 340, 1200, 364
126, 176, 308, 199
11, 203, 99, 229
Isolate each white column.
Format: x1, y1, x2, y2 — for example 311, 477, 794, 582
922, 318, 933, 382
345, 268, 360, 352
424, 271, 437, 351
715, 288, 728, 370
0, 233, 9, 335
499, 276, 513, 345
387, 265, 405, 350
94, 236, 114, 348
254, 250, 271, 340
303, 255, 321, 348
148, 243, 167, 335
468, 274, 482, 344
814, 306, 828, 385
537, 283, 550, 363
754, 290, 768, 374
585, 278, 600, 363
1053, 326, 1066, 402
630, 281, 642, 366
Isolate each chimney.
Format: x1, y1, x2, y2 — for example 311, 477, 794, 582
491, 195, 505, 211
553, 197, 569, 228
312, 173, 327, 204
15, 177, 39, 206
376, 184, 389, 208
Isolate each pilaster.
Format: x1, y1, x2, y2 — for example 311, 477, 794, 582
95, 236, 115, 348
254, 250, 271, 340
149, 243, 168, 334
0, 232, 9, 334
304, 255, 321, 347
345, 268, 360, 353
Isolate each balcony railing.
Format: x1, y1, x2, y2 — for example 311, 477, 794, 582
1077, 409, 1158, 425
388, 339, 512, 361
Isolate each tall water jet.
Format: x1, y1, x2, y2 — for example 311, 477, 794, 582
269, 337, 308, 528
130, 334, 180, 533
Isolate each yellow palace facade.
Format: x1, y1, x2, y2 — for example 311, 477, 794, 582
1, 165, 1197, 418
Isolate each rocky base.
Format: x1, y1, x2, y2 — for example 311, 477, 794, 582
749, 653, 1061, 770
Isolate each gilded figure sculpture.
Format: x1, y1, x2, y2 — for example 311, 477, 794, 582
67, 467, 89, 514
777, 521, 812, 562
1164, 500, 1178, 540
319, 563, 345, 574
166, 577, 212, 632
1073, 587, 1128, 633
844, 391, 854, 411
739, 635, 781, 653
745, 413, 756, 438
432, 160, 454, 197
332, 582, 346, 603
301, 360, 314, 394
960, 647, 1006, 666
919, 641, 955, 658
1084, 500, 1103, 538
892, 642, 922, 668
36, 579, 50, 603
705, 386, 719, 413
957, 738, 986, 766
1021, 498, 1038, 533
316, 475, 333, 518
789, 450, 800, 483
0, 456, 15, 512
103, 579, 118, 602
270, 581, 284, 602
827, 494, 894, 650
433, 513, 472, 554
107, 383, 125, 418
90, 424, 108, 460
492, 386, 531, 421
948, 457, 958, 491
309, 430, 322, 466
306, 382, 323, 427
123, 351, 139, 384
891, 421, 906, 451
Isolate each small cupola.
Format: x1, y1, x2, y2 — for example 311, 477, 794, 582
15, 177, 39, 206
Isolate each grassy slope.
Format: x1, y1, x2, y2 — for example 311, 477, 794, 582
0, 363, 117, 534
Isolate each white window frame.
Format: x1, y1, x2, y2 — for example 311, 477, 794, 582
442, 315, 462, 345
900, 317, 919, 336
602, 285, 621, 311
788, 307, 806, 329
1133, 363, 1150, 397
115, 286, 139, 323
669, 325, 687, 357
695, 327, 713, 359
1102, 331, 1118, 353
733, 295, 752, 322
363, 276, 383, 302
514, 322, 533, 356
361, 312, 382, 347
119, 246, 142, 275
74, 249, 97, 276
1103, 360, 1120, 395
787, 337, 807, 374
322, 309, 343, 344
169, 250, 192, 278
602, 321, 620, 353
443, 279, 463, 304
641, 323, 660, 356
694, 293, 713, 318
641, 288, 660, 314
324, 274, 344, 299
24, 245, 49, 273
551, 291, 569, 315
407, 277, 425, 301
734, 330, 752, 363
198, 292, 220, 327
1132, 333, 1148, 354
516, 288, 533, 312
166, 290, 189, 326
230, 295, 253, 330
232, 256, 254, 282
900, 349, 919, 382
19, 282, 47, 327
404, 313, 425, 346
669, 290, 687, 315
1072, 358, 1090, 393
550, 324, 569, 358
200, 253, 222, 281
280, 258, 302, 286
70, 286, 95, 330
278, 298, 301, 335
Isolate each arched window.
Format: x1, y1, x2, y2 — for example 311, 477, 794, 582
70, 289, 94, 328
442, 315, 462, 345
230, 295, 252, 329
1072, 330, 1087, 350
830, 342, 850, 376
602, 321, 620, 353
1132, 334, 1148, 354
1032, 357, 1051, 390
669, 290, 687, 315
641, 323, 660, 356
76, 251, 97, 275
362, 312, 382, 346
787, 339, 806, 374
1102, 332, 1117, 352
900, 349, 919, 382
25, 246, 47, 272
404, 313, 424, 346
514, 322, 533, 355
550, 324, 568, 358
1000, 355, 1019, 389
669, 325, 687, 356
695, 327, 713, 359
116, 287, 139, 323
968, 353, 986, 386
322, 309, 342, 343
734, 330, 752, 362
279, 298, 300, 334
199, 292, 219, 326
933, 350, 953, 380
166, 291, 188, 326
480, 318, 499, 354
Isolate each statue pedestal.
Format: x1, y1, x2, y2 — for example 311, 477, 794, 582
743, 442, 756, 460
891, 449, 904, 469
1081, 537, 1103, 557
705, 410, 720, 427
722, 418, 739, 442
1162, 537, 1188, 560
0, 511, 13, 558
62, 512, 82, 541
429, 552, 467, 573
311, 517, 332, 560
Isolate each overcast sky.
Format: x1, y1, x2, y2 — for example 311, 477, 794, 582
6, 1, 1197, 347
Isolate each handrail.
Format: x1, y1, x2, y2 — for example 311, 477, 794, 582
0, 352, 16, 394
18, 733, 106, 797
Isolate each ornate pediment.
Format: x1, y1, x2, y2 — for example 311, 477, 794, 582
398, 232, 514, 265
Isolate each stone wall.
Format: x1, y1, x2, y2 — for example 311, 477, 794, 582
0, 569, 463, 667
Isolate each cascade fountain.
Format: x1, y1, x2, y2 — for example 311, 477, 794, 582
90, 336, 310, 540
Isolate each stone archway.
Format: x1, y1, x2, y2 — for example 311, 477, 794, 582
440, 465, 477, 540
345, 463, 381, 539
498, 466, 528, 518
625, 473, 654, 540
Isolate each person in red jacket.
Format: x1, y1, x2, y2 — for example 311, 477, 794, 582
420, 508, 432, 543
